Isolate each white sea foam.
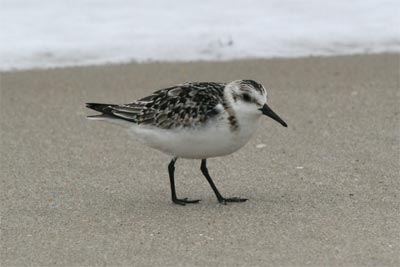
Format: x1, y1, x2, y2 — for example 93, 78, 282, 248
1, 0, 399, 70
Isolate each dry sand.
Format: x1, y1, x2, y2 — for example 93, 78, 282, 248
1, 54, 399, 266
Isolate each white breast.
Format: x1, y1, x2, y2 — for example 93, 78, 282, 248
128, 113, 260, 159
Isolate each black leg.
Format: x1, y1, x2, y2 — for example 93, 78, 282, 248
200, 159, 247, 204
168, 158, 200, 205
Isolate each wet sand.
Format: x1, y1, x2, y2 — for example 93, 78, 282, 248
1, 54, 399, 266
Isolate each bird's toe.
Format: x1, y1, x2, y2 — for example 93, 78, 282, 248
173, 198, 201, 205
218, 197, 248, 204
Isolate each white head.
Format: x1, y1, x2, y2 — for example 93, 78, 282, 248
225, 80, 287, 127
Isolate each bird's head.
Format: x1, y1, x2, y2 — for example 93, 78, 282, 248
225, 80, 287, 127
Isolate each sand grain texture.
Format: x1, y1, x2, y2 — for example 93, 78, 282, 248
1, 54, 399, 266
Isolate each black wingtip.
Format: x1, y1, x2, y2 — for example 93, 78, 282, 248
85, 103, 110, 113
86, 103, 98, 109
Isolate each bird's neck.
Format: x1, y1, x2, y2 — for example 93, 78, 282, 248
222, 88, 261, 133
235, 110, 261, 130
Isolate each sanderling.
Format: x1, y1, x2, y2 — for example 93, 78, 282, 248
86, 80, 287, 205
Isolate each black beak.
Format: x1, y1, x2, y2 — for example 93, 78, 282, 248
260, 103, 287, 127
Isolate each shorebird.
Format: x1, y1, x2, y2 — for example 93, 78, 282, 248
86, 80, 287, 205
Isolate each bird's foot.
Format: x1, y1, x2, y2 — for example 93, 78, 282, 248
172, 198, 201, 205
218, 197, 248, 205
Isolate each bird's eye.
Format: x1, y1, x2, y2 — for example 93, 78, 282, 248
242, 93, 251, 102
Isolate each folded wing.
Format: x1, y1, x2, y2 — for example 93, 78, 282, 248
86, 82, 226, 129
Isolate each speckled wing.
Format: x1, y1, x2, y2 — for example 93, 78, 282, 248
109, 82, 226, 129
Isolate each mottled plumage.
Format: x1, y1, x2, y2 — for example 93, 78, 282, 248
87, 82, 226, 129
86, 80, 287, 205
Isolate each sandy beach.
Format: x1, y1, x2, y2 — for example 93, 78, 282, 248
1, 54, 399, 266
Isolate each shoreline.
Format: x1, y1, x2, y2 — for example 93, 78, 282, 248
1, 51, 398, 73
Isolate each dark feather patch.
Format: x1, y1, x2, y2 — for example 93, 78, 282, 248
241, 80, 264, 94
87, 82, 227, 129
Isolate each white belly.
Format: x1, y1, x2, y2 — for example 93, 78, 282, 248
129, 119, 259, 159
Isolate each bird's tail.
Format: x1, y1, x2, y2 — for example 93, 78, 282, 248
86, 103, 116, 114
85, 103, 132, 128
